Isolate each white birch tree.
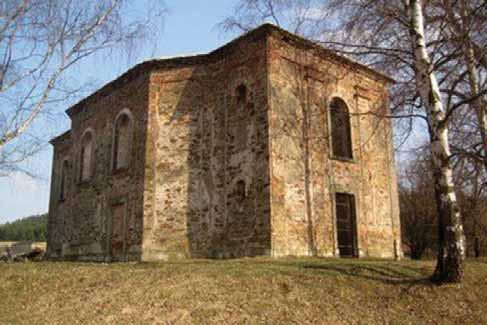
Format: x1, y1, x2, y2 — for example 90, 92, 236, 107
0, 0, 166, 176
406, 0, 465, 282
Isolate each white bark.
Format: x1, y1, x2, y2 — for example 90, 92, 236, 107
0, 0, 120, 151
408, 0, 466, 282
0, 0, 166, 176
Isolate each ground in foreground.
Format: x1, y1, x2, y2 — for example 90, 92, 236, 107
1, 258, 486, 324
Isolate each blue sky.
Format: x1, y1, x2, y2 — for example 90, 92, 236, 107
0, 0, 240, 223
0, 0, 426, 224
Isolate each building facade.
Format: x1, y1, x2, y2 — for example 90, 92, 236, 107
46, 24, 402, 261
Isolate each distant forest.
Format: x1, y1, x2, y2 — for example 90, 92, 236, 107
0, 214, 48, 241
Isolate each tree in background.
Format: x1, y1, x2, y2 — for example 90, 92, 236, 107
454, 145, 487, 257
442, 0, 487, 175
0, 214, 48, 241
400, 145, 487, 260
399, 148, 437, 260
0, 0, 166, 176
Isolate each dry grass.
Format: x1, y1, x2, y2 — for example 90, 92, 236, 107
1, 258, 486, 324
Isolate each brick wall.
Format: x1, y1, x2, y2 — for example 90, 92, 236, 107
142, 33, 272, 260
267, 31, 402, 258
47, 73, 150, 261
47, 24, 402, 262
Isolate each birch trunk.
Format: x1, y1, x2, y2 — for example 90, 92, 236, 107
407, 0, 466, 283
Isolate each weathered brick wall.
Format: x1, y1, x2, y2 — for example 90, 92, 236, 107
48, 24, 401, 262
142, 34, 272, 260
47, 74, 150, 261
267, 31, 402, 258
47, 132, 71, 258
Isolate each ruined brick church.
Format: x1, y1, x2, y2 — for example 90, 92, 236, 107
47, 24, 402, 261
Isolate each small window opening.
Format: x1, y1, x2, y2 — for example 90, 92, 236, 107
79, 131, 93, 182
235, 180, 246, 202
236, 84, 247, 104
60, 160, 69, 200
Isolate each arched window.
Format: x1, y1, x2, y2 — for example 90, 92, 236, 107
59, 159, 69, 200
113, 111, 132, 171
329, 97, 353, 159
79, 131, 93, 181
236, 84, 247, 104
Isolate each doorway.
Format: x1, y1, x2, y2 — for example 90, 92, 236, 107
335, 193, 358, 257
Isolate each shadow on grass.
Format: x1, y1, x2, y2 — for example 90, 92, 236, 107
140, 257, 433, 282
468, 258, 487, 265
300, 262, 432, 288
36, 257, 438, 290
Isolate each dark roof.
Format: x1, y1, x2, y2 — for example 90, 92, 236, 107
49, 130, 71, 145
64, 24, 393, 118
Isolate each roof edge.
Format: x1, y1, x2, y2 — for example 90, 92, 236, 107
66, 54, 208, 117
65, 23, 394, 118
262, 24, 395, 84
49, 130, 71, 146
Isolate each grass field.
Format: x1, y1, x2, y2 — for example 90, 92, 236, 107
1, 258, 486, 324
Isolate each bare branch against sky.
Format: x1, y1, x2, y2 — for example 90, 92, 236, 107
0, 0, 167, 177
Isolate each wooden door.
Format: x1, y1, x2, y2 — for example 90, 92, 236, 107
110, 202, 127, 261
335, 193, 357, 257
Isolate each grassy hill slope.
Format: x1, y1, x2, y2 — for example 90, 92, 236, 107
1, 258, 486, 324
